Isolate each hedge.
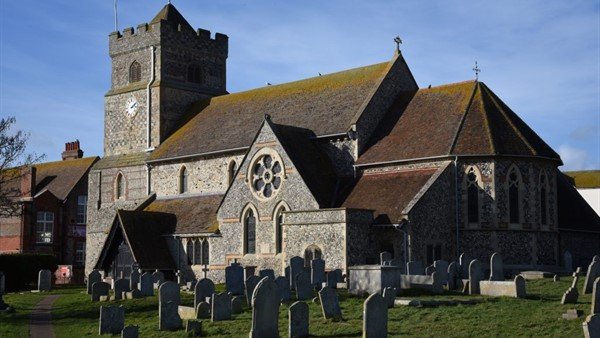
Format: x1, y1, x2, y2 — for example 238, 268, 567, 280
0, 253, 58, 292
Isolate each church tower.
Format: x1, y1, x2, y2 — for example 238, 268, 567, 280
104, 4, 228, 156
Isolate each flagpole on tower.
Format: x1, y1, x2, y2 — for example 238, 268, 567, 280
114, 0, 119, 32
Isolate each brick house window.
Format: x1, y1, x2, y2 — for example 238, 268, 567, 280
36, 211, 54, 244
77, 195, 88, 224
129, 61, 141, 83
508, 167, 521, 224
75, 241, 86, 266
244, 209, 256, 254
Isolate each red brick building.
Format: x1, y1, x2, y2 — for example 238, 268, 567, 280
0, 141, 98, 282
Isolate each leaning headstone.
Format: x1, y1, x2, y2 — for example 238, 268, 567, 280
584, 260, 600, 294
130, 269, 140, 291
113, 279, 130, 300
275, 276, 291, 302
225, 262, 244, 295
592, 277, 599, 314
326, 271, 337, 289
249, 277, 281, 338
121, 324, 138, 338
245, 275, 262, 307
38, 269, 51, 291
447, 262, 459, 290
582, 314, 600, 338
196, 301, 210, 319
87, 270, 101, 294
99, 305, 124, 335
290, 256, 304, 290
194, 278, 215, 309
152, 270, 165, 288
186, 320, 202, 336
140, 272, 153, 296
382, 287, 396, 308
318, 287, 342, 321
311, 259, 326, 287
91, 281, 110, 302
407, 261, 425, 275
380, 252, 392, 265
468, 259, 483, 295
363, 293, 388, 338
159, 301, 182, 331
564, 251, 573, 272
561, 276, 580, 304
289, 301, 309, 338
211, 293, 232, 321
459, 253, 471, 278
259, 269, 275, 280
433, 260, 449, 284
489, 253, 504, 281
159, 281, 180, 305
296, 271, 313, 301
232, 296, 244, 314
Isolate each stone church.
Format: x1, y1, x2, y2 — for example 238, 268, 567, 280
86, 4, 600, 282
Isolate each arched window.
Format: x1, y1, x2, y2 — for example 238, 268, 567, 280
304, 245, 322, 267
129, 61, 141, 83
274, 203, 287, 254
179, 166, 188, 194
201, 239, 209, 265
244, 209, 256, 254
186, 239, 194, 265
228, 160, 237, 185
115, 173, 125, 200
187, 64, 202, 84
508, 167, 521, 224
540, 173, 548, 225
466, 168, 480, 224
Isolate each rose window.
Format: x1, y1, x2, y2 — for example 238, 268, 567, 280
251, 154, 283, 198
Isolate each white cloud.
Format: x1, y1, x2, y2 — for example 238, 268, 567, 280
558, 145, 596, 171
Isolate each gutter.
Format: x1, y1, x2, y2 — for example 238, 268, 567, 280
146, 46, 156, 151
146, 146, 248, 164
355, 154, 562, 169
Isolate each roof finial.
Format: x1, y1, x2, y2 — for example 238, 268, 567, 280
473, 61, 481, 81
264, 113, 271, 121
168, 0, 172, 4
394, 36, 402, 53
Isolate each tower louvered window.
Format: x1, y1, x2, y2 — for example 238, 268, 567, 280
129, 61, 141, 83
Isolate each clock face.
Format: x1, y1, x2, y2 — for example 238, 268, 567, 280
125, 96, 138, 117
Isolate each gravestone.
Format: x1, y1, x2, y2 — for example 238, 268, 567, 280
152, 270, 165, 288
140, 272, 153, 296
296, 271, 313, 301
249, 277, 281, 338
554, 275, 560, 282
186, 320, 202, 336
225, 262, 244, 295
326, 271, 337, 289
575, 267, 583, 277
311, 259, 326, 287
130, 269, 140, 290
125, 289, 143, 299
447, 262, 459, 290
113, 279, 130, 300
382, 287, 396, 308
211, 292, 232, 321
289, 301, 309, 338
285, 266, 291, 280
333, 269, 343, 283
561, 276, 580, 304
432, 271, 444, 294
489, 253, 504, 281
194, 278, 215, 309
407, 261, 425, 275
562, 309, 583, 320
244, 266, 257, 282
290, 256, 304, 290
121, 324, 138, 338
87, 270, 101, 294
583, 314, 600, 338
380, 252, 392, 265
159, 301, 182, 331
318, 287, 342, 320
259, 269, 275, 280
99, 305, 124, 335
584, 260, 600, 294
232, 296, 244, 314
592, 277, 599, 314
91, 281, 110, 302
38, 269, 51, 291
514, 275, 527, 298
275, 276, 291, 302
469, 259, 483, 295
363, 293, 387, 338
159, 281, 180, 305
425, 266, 435, 276
564, 251, 573, 272
245, 275, 262, 307
196, 301, 210, 319
459, 253, 471, 278
433, 260, 449, 284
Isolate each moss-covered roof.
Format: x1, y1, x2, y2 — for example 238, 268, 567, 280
564, 170, 600, 189
92, 152, 149, 170
34, 157, 99, 200
144, 194, 223, 234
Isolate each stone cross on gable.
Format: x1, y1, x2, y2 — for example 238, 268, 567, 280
394, 36, 402, 52
473, 61, 481, 81
202, 265, 209, 279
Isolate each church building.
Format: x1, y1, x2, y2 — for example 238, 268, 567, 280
87, 4, 600, 282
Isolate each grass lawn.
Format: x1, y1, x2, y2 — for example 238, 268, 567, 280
0, 278, 593, 337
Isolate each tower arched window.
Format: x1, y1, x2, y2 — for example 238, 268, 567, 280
115, 173, 125, 200
304, 245, 322, 267
540, 173, 548, 225
244, 208, 256, 254
274, 203, 287, 254
466, 168, 480, 224
508, 167, 521, 224
179, 166, 188, 194
186, 239, 194, 265
201, 239, 210, 265
187, 64, 202, 84
129, 61, 141, 83
228, 160, 237, 185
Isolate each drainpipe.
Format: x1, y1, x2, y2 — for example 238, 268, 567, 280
393, 220, 408, 272
146, 164, 152, 196
454, 156, 460, 260
146, 46, 156, 151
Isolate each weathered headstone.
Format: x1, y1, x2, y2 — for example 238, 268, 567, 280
194, 278, 215, 309
196, 301, 210, 319
87, 270, 101, 294
186, 320, 202, 336
447, 262, 459, 290
225, 262, 244, 295
425, 265, 435, 276
290, 256, 304, 290
363, 293, 387, 338
289, 301, 309, 338
275, 276, 291, 302
561, 309, 583, 320
38, 269, 51, 291
99, 305, 124, 335
140, 272, 153, 296
380, 252, 392, 265
232, 296, 244, 314
468, 259, 483, 295
318, 287, 342, 320
592, 277, 599, 315
582, 314, 600, 338
296, 271, 313, 301
124, 289, 143, 299
249, 277, 281, 338
121, 324, 138, 338
259, 269, 275, 280
407, 261, 425, 275
564, 251, 573, 272
514, 275, 527, 298
244, 266, 257, 282
152, 270, 165, 288
584, 260, 600, 294
459, 253, 471, 279
159, 301, 182, 331
311, 259, 326, 287
245, 275, 262, 307
382, 287, 396, 308
211, 292, 232, 321
113, 278, 130, 300
574, 267, 583, 277
159, 281, 180, 305
554, 274, 560, 282
91, 281, 110, 302
433, 260, 449, 284
561, 276, 580, 304
489, 253, 504, 281
326, 271, 337, 289
130, 269, 140, 291
432, 271, 444, 294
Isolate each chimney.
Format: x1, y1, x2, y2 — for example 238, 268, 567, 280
61, 140, 84, 160
20, 166, 36, 199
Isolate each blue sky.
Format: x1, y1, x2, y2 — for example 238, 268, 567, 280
1, 1, 598, 170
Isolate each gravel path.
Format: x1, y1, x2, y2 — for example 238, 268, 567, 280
29, 295, 61, 338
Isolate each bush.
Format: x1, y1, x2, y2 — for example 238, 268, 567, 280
0, 253, 58, 292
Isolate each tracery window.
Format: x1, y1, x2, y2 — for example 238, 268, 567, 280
129, 61, 141, 83
186, 239, 194, 265
201, 239, 209, 265
251, 153, 283, 199
244, 209, 256, 254
508, 167, 521, 224
274, 204, 287, 254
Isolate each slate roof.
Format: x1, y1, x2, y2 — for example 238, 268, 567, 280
92, 152, 149, 170
342, 167, 441, 224
556, 173, 600, 232
563, 170, 600, 189
33, 157, 99, 200
143, 194, 223, 234
358, 81, 561, 165
149, 61, 391, 161
150, 3, 193, 31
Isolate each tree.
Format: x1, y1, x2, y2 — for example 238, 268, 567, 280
0, 117, 44, 217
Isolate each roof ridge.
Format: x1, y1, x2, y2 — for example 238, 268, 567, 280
448, 81, 479, 154
422, 79, 476, 90
476, 82, 498, 154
